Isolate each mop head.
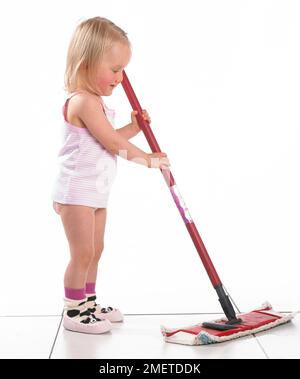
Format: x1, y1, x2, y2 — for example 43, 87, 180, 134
161, 302, 297, 345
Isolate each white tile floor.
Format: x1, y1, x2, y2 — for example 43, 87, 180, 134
0, 312, 298, 359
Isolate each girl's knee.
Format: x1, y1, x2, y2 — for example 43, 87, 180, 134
71, 248, 95, 268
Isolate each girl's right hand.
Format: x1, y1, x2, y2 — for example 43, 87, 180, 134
146, 152, 170, 169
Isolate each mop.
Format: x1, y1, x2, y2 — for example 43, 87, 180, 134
121, 71, 296, 345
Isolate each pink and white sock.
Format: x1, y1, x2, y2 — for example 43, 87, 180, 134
85, 282, 96, 296
64, 287, 86, 300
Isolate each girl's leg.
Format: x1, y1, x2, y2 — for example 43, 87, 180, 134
59, 204, 96, 291
86, 207, 107, 285
85, 207, 124, 322
57, 204, 112, 334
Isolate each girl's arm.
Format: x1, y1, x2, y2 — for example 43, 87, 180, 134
74, 94, 149, 165
116, 122, 140, 140
116, 110, 150, 140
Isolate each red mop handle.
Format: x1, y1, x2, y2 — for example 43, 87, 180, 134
122, 71, 221, 287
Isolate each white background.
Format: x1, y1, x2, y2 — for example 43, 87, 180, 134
0, 0, 299, 316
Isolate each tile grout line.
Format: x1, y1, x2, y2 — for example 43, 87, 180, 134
48, 308, 64, 359
0, 312, 224, 317
253, 334, 270, 359
124, 312, 224, 316
1, 310, 298, 318
0, 314, 62, 318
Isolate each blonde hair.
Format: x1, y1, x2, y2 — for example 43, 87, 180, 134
65, 17, 131, 95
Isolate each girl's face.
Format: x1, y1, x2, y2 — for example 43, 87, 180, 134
94, 42, 131, 96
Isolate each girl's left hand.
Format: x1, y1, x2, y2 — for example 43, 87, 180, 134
131, 109, 151, 130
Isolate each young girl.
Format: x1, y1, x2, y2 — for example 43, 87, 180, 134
51, 16, 170, 334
